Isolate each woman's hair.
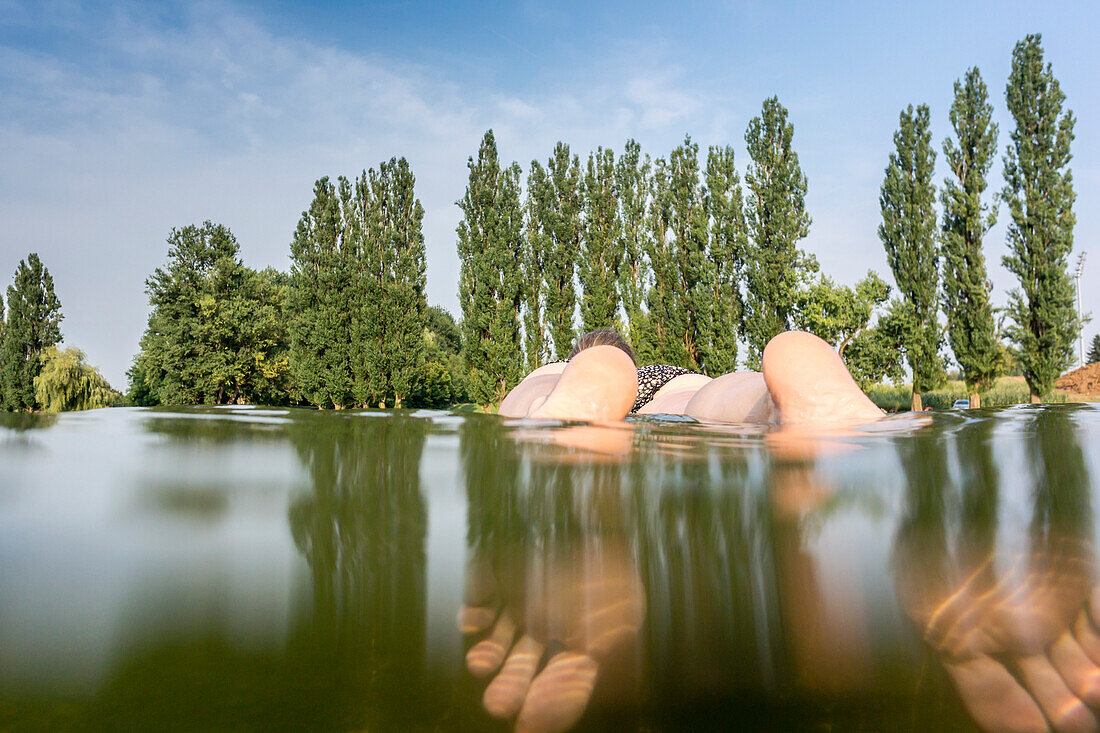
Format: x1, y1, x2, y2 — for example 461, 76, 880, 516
569, 329, 636, 365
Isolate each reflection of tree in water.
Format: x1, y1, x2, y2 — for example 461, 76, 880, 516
632, 443, 784, 709
892, 408, 1097, 732
460, 418, 788, 727
286, 411, 430, 730
3, 411, 434, 732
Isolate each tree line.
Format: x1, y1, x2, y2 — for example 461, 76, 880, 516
0, 253, 117, 413
459, 33, 1082, 409
2, 34, 1083, 413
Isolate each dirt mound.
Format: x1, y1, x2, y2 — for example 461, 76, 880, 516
1056, 362, 1100, 395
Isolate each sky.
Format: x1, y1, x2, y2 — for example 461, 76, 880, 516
1, 0, 1097, 388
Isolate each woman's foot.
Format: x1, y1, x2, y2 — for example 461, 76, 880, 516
761, 331, 882, 426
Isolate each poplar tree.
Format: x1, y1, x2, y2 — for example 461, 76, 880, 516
665, 136, 710, 370
351, 158, 427, 408
1001, 34, 1078, 402
0, 290, 4, 406
941, 68, 1001, 408
457, 130, 524, 404
522, 162, 549, 371
639, 157, 686, 365
289, 177, 355, 409
743, 97, 814, 364
536, 143, 582, 359
616, 139, 651, 348
702, 144, 746, 374
579, 146, 623, 332
1, 254, 63, 412
880, 104, 946, 410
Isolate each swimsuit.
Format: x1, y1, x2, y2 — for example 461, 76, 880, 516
631, 365, 696, 413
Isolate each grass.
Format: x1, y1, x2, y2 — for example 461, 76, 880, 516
865, 376, 1070, 411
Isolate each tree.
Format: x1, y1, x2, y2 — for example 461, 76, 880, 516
34, 346, 118, 412
743, 97, 815, 364
579, 146, 623, 333
1087, 335, 1100, 365
533, 143, 582, 359
638, 156, 686, 365
289, 178, 355, 409
880, 104, 945, 410
616, 139, 651, 349
136, 223, 291, 405
795, 271, 891, 355
523, 163, 550, 371
409, 306, 466, 408
844, 304, 907, 390
1, 253, 63, 411
457, 130, 525, 405
665, 136, 710, 371
941, 67, 1001, 408
1001, 34, 1078, 402
350, 158, 427, 408
0, 289, 4, 407
701, 144, 746, 374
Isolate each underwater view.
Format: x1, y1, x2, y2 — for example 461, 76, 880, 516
2, 405, 1100, 732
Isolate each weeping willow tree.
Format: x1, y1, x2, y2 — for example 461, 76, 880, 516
33, 346, 118, 413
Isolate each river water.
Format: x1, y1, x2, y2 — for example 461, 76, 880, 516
2, 405, 1100, 732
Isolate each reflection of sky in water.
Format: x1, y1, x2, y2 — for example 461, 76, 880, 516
0, 408, 310, 692
2, 404, 1100, 730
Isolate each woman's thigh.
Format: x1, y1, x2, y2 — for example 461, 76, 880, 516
683, 372, 775, 424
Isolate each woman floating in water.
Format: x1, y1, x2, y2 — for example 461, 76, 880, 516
499, 328, 883, 426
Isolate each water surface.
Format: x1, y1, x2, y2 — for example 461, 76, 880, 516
2, 404, 1099, 731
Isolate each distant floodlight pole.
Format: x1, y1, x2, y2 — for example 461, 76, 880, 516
1076, 251, 1087, 366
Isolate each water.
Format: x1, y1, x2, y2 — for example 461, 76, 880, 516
2, 405, 1100, 731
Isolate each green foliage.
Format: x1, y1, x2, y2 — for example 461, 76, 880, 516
522, 164, 549, 372
700, 144, 746, 375
616, 139, 652, 350
941, 67, 1002, 394
637, 156, 684, 365
579, 147, 623, 333
795, 271, 891, 354
533, 143, 582, 359
33, 346, 118, 412
1001, 34, 1078, 401
640, 136, 713, 370
843, 300, 907, 389
743, 97, 815, 364
349, 158, 428, 408
880, 103, 946, 396
136, 223, 292, 406
1, 253, 63, 411
288, 178, 355, 408
1088, 335, 1100, 365
457, 130, 525, 405
409, 307, 466, 408
866, 377, 1067, 411
667, 136, 711, 370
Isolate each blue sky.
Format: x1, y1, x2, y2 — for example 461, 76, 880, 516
1, 0, 1097, 387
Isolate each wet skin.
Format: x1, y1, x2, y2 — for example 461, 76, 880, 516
500, 331, 882, 427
